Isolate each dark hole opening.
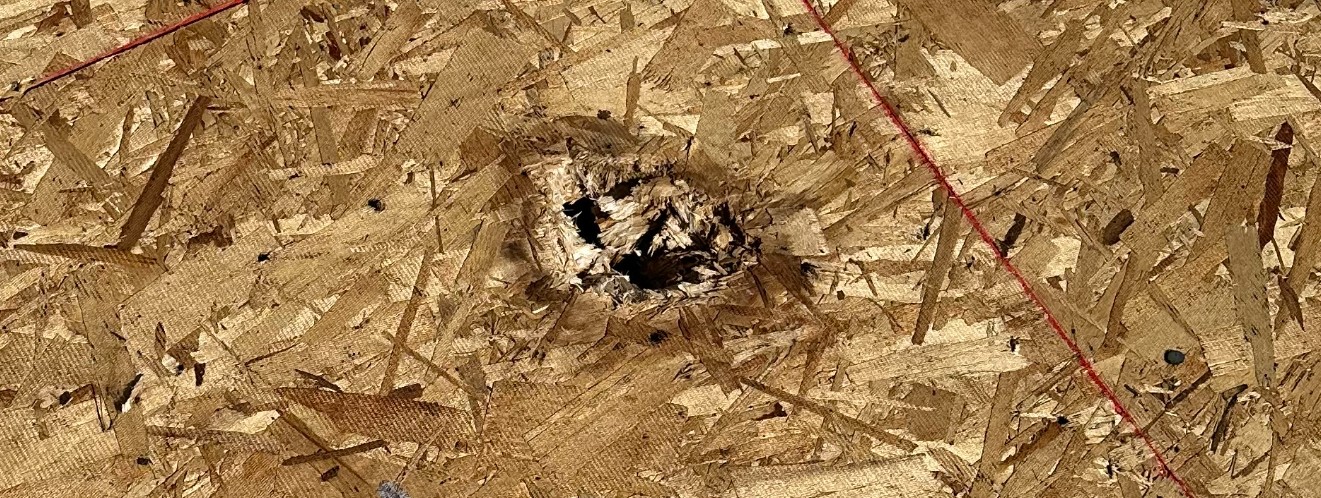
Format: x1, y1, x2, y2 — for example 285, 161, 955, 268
604, 177, 643, 199
1163, 349, 1186, 365
610, 208, 711, 290
648, 329, 668, 344
754, 402, 789, 420
563, 197, 604, 247
613, 251, 706, 290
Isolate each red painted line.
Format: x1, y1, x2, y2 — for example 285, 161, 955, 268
795, 2, 1196, 497
24, 0, 248, 93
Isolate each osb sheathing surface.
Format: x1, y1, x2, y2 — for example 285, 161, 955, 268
1, 0, 1319, 496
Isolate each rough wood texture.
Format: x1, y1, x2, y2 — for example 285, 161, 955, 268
1, 0, 1319, 496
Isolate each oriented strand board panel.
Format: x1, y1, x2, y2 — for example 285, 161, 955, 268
2, 0, 1321, 497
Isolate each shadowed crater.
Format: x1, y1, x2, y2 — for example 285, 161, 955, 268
560, 173, 749, 298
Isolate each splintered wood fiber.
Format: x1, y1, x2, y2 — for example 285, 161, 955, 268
6, 0, 1321, 496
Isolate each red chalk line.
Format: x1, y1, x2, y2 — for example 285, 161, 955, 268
795, 2, 1195, 496
23, 0, 248, 93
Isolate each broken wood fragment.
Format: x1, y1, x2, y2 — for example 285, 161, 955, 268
117, 95, 211, 249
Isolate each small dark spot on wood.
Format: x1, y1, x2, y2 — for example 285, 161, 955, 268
12, 231, 26, 239
299, 6, 325, 22
135, 456, 151, 465
1008, 336, 1019, 352
194, 363, 206, 386
754, 402, 789, 420
257, 252, 270, 262
1056, 415, 1069, 426
800, 261, 817, 277
1101, 209, 1134, 245
320, 465, 339, 481
325, 34, 343, 60
998, 213, 1027, 255
58, 391, 72, 405
596, 109, 612, 119
648, 329, 668, 345
604, 177, 642, 199
294, 369, 343, 392
367, 198, 385, 211
389, 383, 425, 399
1164, 349, 1186, 365
1258, 121, 1294, 247
116, 374, 143, 412
783, 24, 796, 35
